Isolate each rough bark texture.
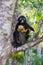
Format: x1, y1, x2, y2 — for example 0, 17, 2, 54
37, 44, 41, 57
0, 0, 17, 65
28, 49, 32, 65
9, 0, 18, 65
9, 59, 16, 65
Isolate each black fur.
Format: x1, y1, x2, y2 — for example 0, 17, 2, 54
12, 15, 34, 48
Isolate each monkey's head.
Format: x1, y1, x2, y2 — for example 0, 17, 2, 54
18, 15, 26, 24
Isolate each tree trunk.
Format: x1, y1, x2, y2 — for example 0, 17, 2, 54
0, 0, 17, 65
37, 44, 41, 57
9, 59, 16, 65
28, 48, 32, 65
36, 44, 41, 65
9, 0, 18, 65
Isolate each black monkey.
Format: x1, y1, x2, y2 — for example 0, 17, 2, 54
12, 15, 34, 48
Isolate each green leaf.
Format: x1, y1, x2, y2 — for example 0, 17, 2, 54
36, 10, 42, 22
32, 54, 40, 65
5, 59, 9, 65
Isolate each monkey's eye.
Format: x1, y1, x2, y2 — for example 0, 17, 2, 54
20, 18, 22, 20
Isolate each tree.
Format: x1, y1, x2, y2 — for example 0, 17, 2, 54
0, 0, 18, 65
0, 0, 43, 65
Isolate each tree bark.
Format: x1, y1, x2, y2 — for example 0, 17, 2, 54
0, 0, 17, 65
9, 59, 17, 65
28, 48, 32, 65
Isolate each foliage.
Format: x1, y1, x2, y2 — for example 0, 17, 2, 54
32, 54, 41, 65
9, 51, 24, 63
18, 0, 43, 38
5, 59, 9, 65
41, 54, 43, 65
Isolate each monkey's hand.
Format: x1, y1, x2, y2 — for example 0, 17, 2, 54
22, 29, 28, 32
17, 25, 28, 33
17, 25, 24, 31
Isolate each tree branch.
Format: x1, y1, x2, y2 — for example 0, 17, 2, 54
12, 36, 43, 53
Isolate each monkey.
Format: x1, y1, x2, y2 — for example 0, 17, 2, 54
12, 15, 34, 48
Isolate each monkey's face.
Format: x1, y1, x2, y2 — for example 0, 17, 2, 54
18, 15, 26, 24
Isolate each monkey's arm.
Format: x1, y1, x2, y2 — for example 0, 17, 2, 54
26, 23, 34, 31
